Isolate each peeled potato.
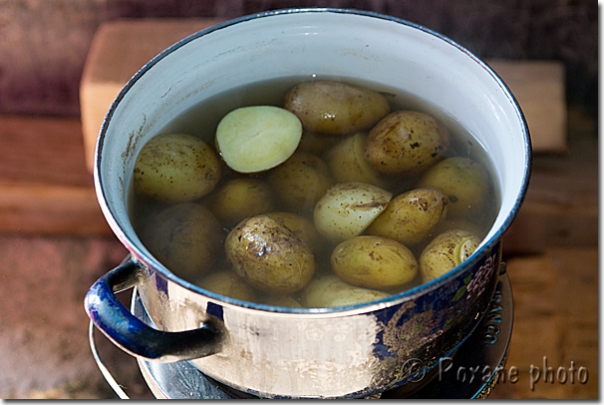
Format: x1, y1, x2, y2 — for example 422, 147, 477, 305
196, 270, 259, 302
366, 188, 448, 246
141, 203, 223, 281
284, 80, 391, 135
215, 106, 303, 173
331, 236, 418, 291
313, 182, 392, 243
300, 274, 390, 308
225, 215, 315, 294
207, 178, 275, 226
364, 110, 450, 176
133, 133, 221, 202
419, 229, 481, 282
324, 132, 393, 189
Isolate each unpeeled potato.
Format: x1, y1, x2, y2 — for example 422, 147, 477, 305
133, 133, 221, 202
366, 188, 448, 246
324, 132, 393, 189
141, 203, 223, 281
331, 235, 418, 290
417, 157, 491, 219
225, 215, 315, 294
207, 178, 275, 226
284, 80, 391, 135
419, 229, 481, 282
364, 110, 450, 176
268, 151, 333, 213
300, 274, 390, 308
195, 270, 259, 302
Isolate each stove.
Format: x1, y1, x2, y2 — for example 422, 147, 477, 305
90, 271, 513, 399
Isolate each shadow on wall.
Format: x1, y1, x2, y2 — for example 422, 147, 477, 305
0, 0, 597, 118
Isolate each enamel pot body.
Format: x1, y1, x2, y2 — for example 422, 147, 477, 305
85, 8, 531, 399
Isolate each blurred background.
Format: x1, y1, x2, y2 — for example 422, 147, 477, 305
0, 0, 597, 399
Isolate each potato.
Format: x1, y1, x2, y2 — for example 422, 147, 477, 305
265, 212, 325, 255
331, 236, 418, 290
268, 151, 333, 213
419, 229, 481, 283
225, 215, 315, 294
284, 80, 390, 135
366, 188, 448, 246
364, 111, 450, 176
207, 178, 275, 226
417, 157, 491, 219
300, 274, 390, 308
141, 203, 223, 281
215, 106, 303, 173
196, 270, 259, 302
260, 294, 303, 308
313, 182, 392, 243
324, 132, 393, 189
297, 130, 341, 156
133, 133, 221, 202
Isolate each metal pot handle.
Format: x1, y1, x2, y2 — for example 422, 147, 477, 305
84, 257, 225, 362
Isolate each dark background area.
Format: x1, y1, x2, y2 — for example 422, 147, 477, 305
0, 0, 598, 121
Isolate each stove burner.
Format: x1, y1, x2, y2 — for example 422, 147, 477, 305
91, 272, 513, 399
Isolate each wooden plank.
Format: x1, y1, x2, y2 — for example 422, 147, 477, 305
80, 18, 224, 172
79, 19, 567, 172
489, 248, 598, 399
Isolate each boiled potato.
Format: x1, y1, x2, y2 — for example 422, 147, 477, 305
331, 236, 418, 290
301, 274, 390, 308
297, 130, 341, 156
284, 80, 390, 135
417, 157, 491, 219
141, 203, 223, 281
196, 270, 259, 302
364, 111, 450, 176
207, 178, 276, 226
225, 215, 315, 294
314, 182, 392, 243
366, 188, 448, 246
260, 294, 303, 308
133, 133, 221, 202
419, 229, 481, 282
324, 132, 393, 189
268, 151, 333, 213
265, 212, 325, 255
215, 106, 302, 173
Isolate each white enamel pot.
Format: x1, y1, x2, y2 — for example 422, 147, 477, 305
85, 8, 531, 399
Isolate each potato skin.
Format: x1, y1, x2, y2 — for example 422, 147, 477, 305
417, 157, 490, 219
364, 111, 450, 176
300, 274, 390, 308
284, 80, 390, 135
366, 188, 448, 246
268, 151, 333, 213
331, 235, 418, 290
207, 178, 275, 226
265, 212, 325, 255
225, 215, 315, 294
141, 203, 223, 281
419, 229, 481, 283
133, 133, 221, 202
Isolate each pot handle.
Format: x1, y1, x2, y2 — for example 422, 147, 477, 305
84, 257, 225, 362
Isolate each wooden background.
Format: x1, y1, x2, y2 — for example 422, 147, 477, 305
0, 0, 597, 399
